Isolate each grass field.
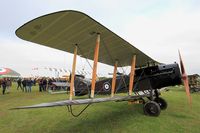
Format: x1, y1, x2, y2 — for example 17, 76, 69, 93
0, 83, 200, 133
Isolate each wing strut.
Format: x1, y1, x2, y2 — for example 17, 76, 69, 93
111, 61, 118, 97
69, 45, 78, 100
91, 33, 100, 98
129, 55, 136, 95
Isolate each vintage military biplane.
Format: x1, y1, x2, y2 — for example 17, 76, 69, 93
13, 10, 192, 117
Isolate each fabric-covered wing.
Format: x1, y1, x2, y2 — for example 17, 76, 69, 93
11, 95, 148, 109
16, 10, 158, 67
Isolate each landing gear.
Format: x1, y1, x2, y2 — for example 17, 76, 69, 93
143, 101, 161, 117
143, 88, 167, 116
153, 89, 168, 110
154, 97, 168, 110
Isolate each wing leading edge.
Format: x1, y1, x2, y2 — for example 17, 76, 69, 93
16, 10, 158, 67
11, 95, 149, 109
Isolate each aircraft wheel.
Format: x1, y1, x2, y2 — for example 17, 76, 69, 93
143, 101, 161, 117
154, 97, 168, 110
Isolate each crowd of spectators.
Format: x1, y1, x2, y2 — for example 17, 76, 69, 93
0, 77, 68, 95
16, 78, 36, 92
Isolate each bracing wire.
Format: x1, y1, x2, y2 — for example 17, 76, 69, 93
66, 104, 91, 117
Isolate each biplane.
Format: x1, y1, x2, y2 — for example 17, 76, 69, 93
12, 10, 192, 117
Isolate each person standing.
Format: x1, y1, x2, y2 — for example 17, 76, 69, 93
33, 78, 36, 86
6, 78, 12, 93
48, 78, 53, 90
17, 78, 23, 90
38, 79, 43, 92
1, 78, 7, 95
42, 78, 47, 91
26, 78, 32, 93
22, 78, 27, 92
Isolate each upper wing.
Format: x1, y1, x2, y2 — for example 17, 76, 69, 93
16, 10, 158, 67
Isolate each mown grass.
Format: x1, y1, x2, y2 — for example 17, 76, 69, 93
0, 83, 199, 133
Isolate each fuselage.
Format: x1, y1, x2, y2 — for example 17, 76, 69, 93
74, 63, 182, 96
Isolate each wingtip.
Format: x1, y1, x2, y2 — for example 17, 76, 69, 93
9, 107, 24, 110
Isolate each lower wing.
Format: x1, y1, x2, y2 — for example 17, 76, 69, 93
11, 95, 149, 109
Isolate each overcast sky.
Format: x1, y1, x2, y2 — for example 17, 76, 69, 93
0, 0, 200, 77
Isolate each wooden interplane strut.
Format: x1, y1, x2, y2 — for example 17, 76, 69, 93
111, 61, 118, 97
129, 55, 136, 95
69, 45, 77, 100
91, 34, 100, 98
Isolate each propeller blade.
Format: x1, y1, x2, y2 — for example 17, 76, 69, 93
178, 50, 192, 106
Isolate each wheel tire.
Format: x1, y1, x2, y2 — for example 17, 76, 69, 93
154, 97, 168, 110
143, 101, 161, 117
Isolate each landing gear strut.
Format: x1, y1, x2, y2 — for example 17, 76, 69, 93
154, 89, 168, 110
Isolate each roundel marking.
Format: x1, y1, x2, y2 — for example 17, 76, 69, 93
103, 82, 111, 91
0, 68, 10, 74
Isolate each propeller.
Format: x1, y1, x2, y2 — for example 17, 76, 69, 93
178, 50, 192, 106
